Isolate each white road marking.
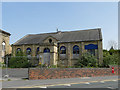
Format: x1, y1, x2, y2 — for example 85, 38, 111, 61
39, 86, 47, 88
85, 82, 90, 84
64, 84, 71, 86
107, 87, 114, 89
112, 80, 117, 81
100, 81, 105, 83
40, 86, 47, 88
34, 86, 47, 88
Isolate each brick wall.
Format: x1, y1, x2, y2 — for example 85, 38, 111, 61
29, 66, 118, 80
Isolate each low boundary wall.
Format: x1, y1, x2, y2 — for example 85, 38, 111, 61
29, 66, 118, 80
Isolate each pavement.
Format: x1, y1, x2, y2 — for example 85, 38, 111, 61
1, 76, 119, 89
2, 68, 28, 78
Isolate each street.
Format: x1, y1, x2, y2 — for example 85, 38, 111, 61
48, 80, 119, 88
2, 76, 119, 89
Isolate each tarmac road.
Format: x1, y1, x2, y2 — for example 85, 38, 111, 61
2, 76, 119, 90
48, 80, 119, 89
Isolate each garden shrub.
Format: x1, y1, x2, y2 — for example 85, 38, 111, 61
75, 53, 98, 68
9, 51, 31, 68
102, 49, 119, 67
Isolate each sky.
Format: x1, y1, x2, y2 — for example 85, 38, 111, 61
2, 2, 118, 50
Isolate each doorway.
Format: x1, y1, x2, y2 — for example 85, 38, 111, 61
43, 48, 50, 66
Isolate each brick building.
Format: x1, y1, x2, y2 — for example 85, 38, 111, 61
12, 28, 103, 66
0, 29, 11, 62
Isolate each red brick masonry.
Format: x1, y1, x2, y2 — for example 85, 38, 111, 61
29, 66, 119, 80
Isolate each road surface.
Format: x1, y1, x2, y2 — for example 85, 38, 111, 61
2, 76, 119, 90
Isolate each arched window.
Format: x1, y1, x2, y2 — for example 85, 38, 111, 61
73, 45, 79, 54
44, 48, 50, 53
16, 48, 21, 53
26, 48, 31, 55
2, 42, 5, 51
36, 47, 39, 54
36, 47, 39, 59
60, 46, 66, 54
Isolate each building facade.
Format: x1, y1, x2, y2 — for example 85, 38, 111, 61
0, 29, 11, 62
12, 28, 103, 66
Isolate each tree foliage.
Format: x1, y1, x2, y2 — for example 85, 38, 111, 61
9, 51, 31, 68
75, 53, 98, 68
102, 49, 119, 67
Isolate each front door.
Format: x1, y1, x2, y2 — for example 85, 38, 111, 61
43, 48, 50, 66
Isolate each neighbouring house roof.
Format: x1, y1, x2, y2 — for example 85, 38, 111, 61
13, 28, 102, 45
0, 29, 11, 36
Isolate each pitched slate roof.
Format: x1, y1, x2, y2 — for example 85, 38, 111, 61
13, 28, 102, 45
0, 29, 11, 36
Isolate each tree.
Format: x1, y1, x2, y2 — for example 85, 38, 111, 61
102, 51, 111, 67
9, 51, 31, 68
102, 49, 119, 67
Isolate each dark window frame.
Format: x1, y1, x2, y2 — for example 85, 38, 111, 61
49, 39, 52, 43
60, 46, 66, 54
26, 48, 31, 55
44, 48, 50, 53
16, 48, 21, 54
73, 45, 79, 54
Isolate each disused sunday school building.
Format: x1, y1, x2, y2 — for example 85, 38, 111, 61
12, 28, 103, 66
0, 29, 11, 62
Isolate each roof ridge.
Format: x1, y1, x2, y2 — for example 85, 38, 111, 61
28, 32, 58, 35
0, 29, 11, 35
61, 28, 101, 33
25, 28, 101, 35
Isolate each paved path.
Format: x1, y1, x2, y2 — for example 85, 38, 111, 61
2, 76, 119, 89
2, 68, 28, 78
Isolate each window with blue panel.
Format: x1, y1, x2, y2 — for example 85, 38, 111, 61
37, 47, 39, 52
36, 47, 39, 53
36, 47, 39, 54
60, 46, 66, 54
44, 48, 50, 53
26, 48, 31, 55
85, 44, 98, 50
85, 44, 98, 56
36, 47, 39, 59
73, 45, 79, 54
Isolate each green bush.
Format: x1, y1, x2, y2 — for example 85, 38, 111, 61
9, 51, 31, 68
102, 51, 111, 67
75, 53, 98, 68
102, 50, 119, 67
